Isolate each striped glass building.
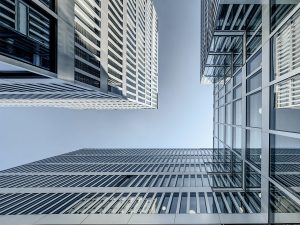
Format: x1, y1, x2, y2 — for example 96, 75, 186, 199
1, 148, 293, 225
0, 0, 158, 109
200, 0, 300, 224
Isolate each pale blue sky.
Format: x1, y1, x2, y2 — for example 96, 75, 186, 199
0, 0, 213, 171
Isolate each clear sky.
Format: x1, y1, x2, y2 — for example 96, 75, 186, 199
0, 0, 213, 171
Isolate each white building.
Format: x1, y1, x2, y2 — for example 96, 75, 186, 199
0, 0, 158, 109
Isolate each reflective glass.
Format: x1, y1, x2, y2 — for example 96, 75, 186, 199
270, 76, 300, 133
247, 70, 261, 92
247, 91, 262, 128
233, 99, 242, 125
246, 129, 261, 169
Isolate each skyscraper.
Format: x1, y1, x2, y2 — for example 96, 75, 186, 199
0, 0, 158, 109
2, 148, 298, 225
200, 0, 300, 224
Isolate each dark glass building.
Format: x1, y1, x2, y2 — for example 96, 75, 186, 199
201, 0, 300, 224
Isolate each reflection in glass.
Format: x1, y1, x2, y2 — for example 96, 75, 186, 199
189, 192, 197, 214
233, 127, 242, 155
246, 129, 261, 169
270, 183, 300, 214
179, 193, 187, 213
233, 99, 242, 125
270, 76, 300, 133
158, 193, 170, 214
270, 134, 300, 198
207, 193, 218, 213
271, 1, 300, 31
247, 70, 261, 92
169, 193, 179, 214
247, 91, 262, 128
247, 49, 261, 75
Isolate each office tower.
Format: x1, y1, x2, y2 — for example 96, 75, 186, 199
200, 0, 300, 224
1, 148, 295, 225
0, 0, 158, 109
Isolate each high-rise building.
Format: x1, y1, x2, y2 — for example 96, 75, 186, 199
0, 0, 158, 109
200, 0, 300, 224
2, 148, 296, 225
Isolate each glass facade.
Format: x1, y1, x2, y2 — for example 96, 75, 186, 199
201, 1, 300, 224
0, 148, 267, 224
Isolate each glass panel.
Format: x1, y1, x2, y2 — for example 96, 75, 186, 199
233, 70, 242, 86
153, 175, 163, 187
176, 175, 183, 187
246, 129, 261, 169
224, 192, 238, 213
169, 175, 176, 187
233, 99, 242, 125
183, 175, 189, 187
216, 193, 228, 213
179, 193, 187, 213
169, 193, 179, 214
245, 164, 261, 188
247, 49, 261, 75
270, 183, 300, 214
246, 28, 262, 59
270, 134, 300, 198
148, 193, 162, 214
247, 91, 262, 128
190, 175, 196, 187
225, 125, 231, 147
196, 175, 202, 187
233, 85, 242, 99
247, 70, 262, 92
225, 104, 231, 124
270, 76, 300, 133
207, 193, 218, 213
198, 192, 207, 213
233, 193, 249, 213
271, 1, 300, 31
271, 9, 300, 79
243, 192, 261, 213
233, 127, 242, 155
161, 175, 170, 187
189, 193, 197, 214
158, 193, 170, 214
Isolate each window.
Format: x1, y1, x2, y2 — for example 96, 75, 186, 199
247, 91, 262, 128
225, 125, 231, 147
179, 193, 187, 213
247, 49, 261, 75
225, 104, 231, 124
233, 85, 242, 99
189, 193, 197, 214
270, 75, 300, 133
247, 70, 261, 92
158, 193, 170, 214
169, 193, 179, 213
270, 134, 300, 198
233, 70, 242, 86
233, 127, 242, 155
198, 193, 207, 213
233, 99, 242, 125
270, 1, 300, 31
271, 10, 300, 79
246, 130, 261, 169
